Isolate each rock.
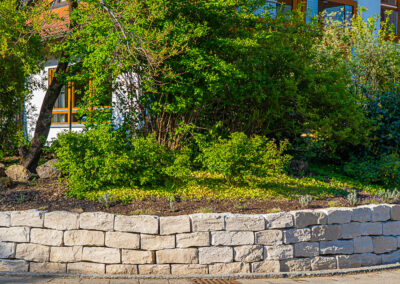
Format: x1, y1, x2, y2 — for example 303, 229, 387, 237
255, 230, 283, 245
311, 257, 337, 270
0, 163, 5, 177
294, 242, 319, 257
320, 240, 354, 255
11, 210, 44, 227
283, 228, 311, 244
281, 258, 312, 272
50, 246, 83, 263
64, 230, 104, 246
141, 234, 175, 250
252, 261, 281, 273
114, 215, 159, 234
31, 228, 63, 246
79, 212, 114, 231
365, 204, 391, 222
157, 248, 198, 264
82, 247, 121, 264
373, 236, 397, 254
44, 211, 79, 230
105, 232, 140, 249
234, 245, 264, 262
5, 165, 32, 182
311, 225, 341, 241
390, 204, 400, 220
323, 208, 352, 224
106, 264, 138, 275
341, 222, 362, 239
336, 255, 361, 269
36, 159, 61, 179
171, 264, 208, 275
292, 210, 327, 228
160, 215, 191, 235
211, 231, 254, 246
138, 264, 171, 275
0, 242, 15, 258
176, 232, 210, 248
0, 177, 13, 190
289, 159, 308, 173
198, 247, 233, 264
354, 236, 373, 253
383, 221, 400, 236
225, 215, 265, 231
359, 253, 382, 266
382, 250, 400, 264
15, 243, 50, 262
0, 212, 10, 227
209, 262, 250, 274
265, 244, 294, 260
0, 260, 29, 272
0, 227, 29, 242
30, 262, 66, 273
351, 207, 372, 222
122, 250, 154, 264
265, 212, 294, 229
190, 214, 225, 232
360, 222, 382, 236
67, 262, 105, 274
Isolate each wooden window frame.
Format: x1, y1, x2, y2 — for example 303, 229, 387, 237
381, 0, 400, 36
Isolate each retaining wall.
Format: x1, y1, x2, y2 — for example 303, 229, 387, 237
1, 205, 400, 276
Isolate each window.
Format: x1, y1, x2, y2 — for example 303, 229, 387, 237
381, 0, 400, 35
318, 0, 356, 26
52, 0, 68, 9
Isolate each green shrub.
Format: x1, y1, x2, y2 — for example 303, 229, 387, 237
199, 132, 292, 186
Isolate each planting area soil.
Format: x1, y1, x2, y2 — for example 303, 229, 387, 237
0, 178, 356, 216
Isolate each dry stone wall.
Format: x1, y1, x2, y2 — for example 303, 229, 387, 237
1, 205, 400, 275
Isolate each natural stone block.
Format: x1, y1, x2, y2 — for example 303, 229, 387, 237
114, 215, 159, 234
234, 245, 264, 262
292, 210, 327, 228
373, 236, 397, 254
390, 204, 400, 220
320, 240, 354, 255
351, 207, 372, 222
31, 228, 63, 246
80, 212, 114, 231
138, 264, 171, 275
225, 215, 265, 231
359, 253, 382, 266
16, 243, 50, 262
30, 262, 66, 273
341, 222, 362, 239
383, 221, 400, 236
323, 208, 352, 224
311, 225, 341, 241
50, 246, 82, 263
354, 236, 373, 254
82, 247, 120, 264
361, 222, 382, 236
160, 215, 191, 235
5, 165, 31, 182
283, 228, 311, 244
209, 262, 250, 274
280, 258, 311, 272
198, 247, 233, 264
171, 264, 208, 275
190, 214, 225, 232
141, 234, 175, 250
382, 250, 400, 264
44, 211, 79, 230
265, 212, 293, 229
64, 230, 104, 246
105, 232, 140, 249
255, 230, 282, 245
368, 205, 391, 222
336, 255, 361, 269
36, 159, 61, 179
122, 250, 154, 264
211, 231, 254, 246
176, 232, 210, 248
106, 264, 138, 275
294, 242, 319, 257
0, 227, 29, 242
0, 242, 14, 258
0, 260, 28, 272
252, 260, 281, 273
0, 212, 10, 227
67, 262, 105, 274
157, 248, 198, 264
311, 256, 336, 270
11, 210, 44, 227
265, 244, 294, 260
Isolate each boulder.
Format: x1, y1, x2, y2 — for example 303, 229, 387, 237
0, 163, 5, 177
0, 177, 13, 190
5, 165, 32, 182
36, 159, 61, 179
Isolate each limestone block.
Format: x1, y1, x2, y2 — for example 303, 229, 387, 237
294, 242, 319, 257
122, 250, 154, 264
176, 232, 210, 248
64, 230, 104, 246
157, 248, 198, 264
31, 228, 63, 246
341, 222, 362, 239
141, 234, 175, 250
0, 227, 33, 243
367, 205, 391, 222
234, 245, 264, 262
382, 250, 400, 264
30, 262, 66, 273
44, 211, 79, 230
50, 246, 82, 263
114, 215, 159, 234
82, 247, 120, 264
280, 258, 311, 272
11, 210, 44, 227
265, 244, 294, 260
138, 264, 171, 275
311, 225, 341, 241
0, 260, 28, 272
160, 215, 191, 235
0, 212, 10, 227
283, 228, 311, 244
171, 264, 208, 275
0, 242, 15, 258
5, 165, 31, 182
292, 210, 327, 228
323, 208, 352, 224
383, 221, 400, 236
336, 255, 361, 269
225, 215, 265, 231
373, 236, 397, 254
67, 262, 105, 274
106, 264, 138, 275
105, 232, 140, 249
198, 247, 233, 264
211, 231, 254, 246
209, 262, 250, 274
190, 214, 225, 232
255, 230, 283, 245
79, 212, 114, 231
359, 253, 382, 266
320, 240, 354, 255
353, 236, 373, 254
390, 204, 400, 220
264, 212, 293, 229
310, 256, 337, 270
36, 159, 61, 179
360, 222, 382, 236
351, 207, 372, 222
251, 260, 281, 273
15, 243, 50, 262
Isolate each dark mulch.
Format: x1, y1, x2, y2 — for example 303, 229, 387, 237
0, 179, 352, 216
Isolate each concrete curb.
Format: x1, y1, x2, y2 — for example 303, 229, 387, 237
1, 262, 400, 280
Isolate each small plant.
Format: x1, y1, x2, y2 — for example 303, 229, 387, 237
266, 207, 281, 213
196, 207, 215, 213
169, 196, 177, 212
376, 189, 400, 204
17, 194, 25, 204
97, 193, 116, 208
362, 196, 381, 205
233, 200, 248, 211
347, 190, 358, 206
299, 195, 312, 208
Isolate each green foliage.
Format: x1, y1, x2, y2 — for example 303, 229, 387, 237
299, 195, 312, 208
376, 189, 400, 204
347, 190, 358, 206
